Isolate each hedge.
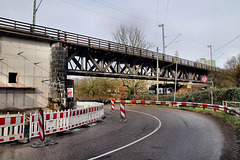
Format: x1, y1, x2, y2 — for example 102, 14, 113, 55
159, 88, 240, 106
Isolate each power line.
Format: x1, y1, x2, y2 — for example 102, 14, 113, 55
213, 35, 240, 53
155, 0, 159, 44
164, 0, 170, 25
92, 0, 158, 25
59, 0, 216, 57
214, 52, 225, 60
165, 33, 181, 48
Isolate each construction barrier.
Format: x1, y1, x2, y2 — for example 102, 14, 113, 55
38, 109, 45, 141
120, 102, 126, 119
111, 100, 115, 111
114, 100, 240, 116
29, 109, 70, 139
29, 104, 104, 140
0, 113, 25, 143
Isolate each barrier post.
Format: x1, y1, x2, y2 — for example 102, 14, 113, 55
30, 109, 58, 148
120, 102, 127, 123
38, 109, 45, 141
111, 100, 115, 111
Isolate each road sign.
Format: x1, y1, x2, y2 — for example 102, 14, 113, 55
201, 76, 208, 83
67, 88, 73, 98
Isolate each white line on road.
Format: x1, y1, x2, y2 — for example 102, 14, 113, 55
88, 109, 162, 160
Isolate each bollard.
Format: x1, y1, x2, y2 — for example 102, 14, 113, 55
111, 100, 115, 111
120, 102, 127, 123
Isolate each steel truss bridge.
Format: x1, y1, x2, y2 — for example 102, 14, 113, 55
0, 17, 220, 83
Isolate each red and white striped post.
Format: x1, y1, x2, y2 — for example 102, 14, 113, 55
120, 102, 127, 122
111, 100, 115, 111
38, 109, 45, 141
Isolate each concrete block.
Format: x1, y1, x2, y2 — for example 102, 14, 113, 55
34, 77, 43, 88
24, 93, 34, 108
24, 61, 34, 76
7, 92, 14, 108
0, 36, 51, 110
34, 64, 43, 77
24, 76, 34, 87
0, 91, 7, 108
14, 91, 24, 108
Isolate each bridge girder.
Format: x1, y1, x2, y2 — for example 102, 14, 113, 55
67, 46, 207, 82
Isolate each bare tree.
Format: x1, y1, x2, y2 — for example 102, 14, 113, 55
224, 54, 240, 70
122, 79, 148, 99
210, 54, 240, 88
224, 54, 240, 87
112, 25, 152, 99
112, 25, 154, 49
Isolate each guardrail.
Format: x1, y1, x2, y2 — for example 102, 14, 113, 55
0, 17, 221, 72
113, 100, 240, 116
0, 113, 25, 143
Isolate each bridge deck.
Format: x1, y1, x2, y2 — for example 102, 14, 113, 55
0, 17, 220, 72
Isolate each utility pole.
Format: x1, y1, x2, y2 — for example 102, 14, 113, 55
207, 45, 213, 68
157, 24, 165, 101
211, 80, 214, 105
33, 0, 36, 25
174, 60, 178, 102
159, 24, 165, 55
32, 0, 43, 26
156, 47, 159, 101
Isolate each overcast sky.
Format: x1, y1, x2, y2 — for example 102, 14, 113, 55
1, 0, 239, 68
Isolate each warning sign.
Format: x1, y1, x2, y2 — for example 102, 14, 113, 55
201, 76, 208, 83
67, 88, 73, 98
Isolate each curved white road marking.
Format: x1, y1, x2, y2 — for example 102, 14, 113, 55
88, 109, 162, 160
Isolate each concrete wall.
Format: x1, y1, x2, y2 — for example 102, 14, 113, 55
0, 36, 51, 110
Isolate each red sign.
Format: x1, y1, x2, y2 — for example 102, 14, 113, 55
67, 88, 73, 98
201, 76, 208, 83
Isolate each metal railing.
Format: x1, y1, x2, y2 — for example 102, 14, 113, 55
0, 17, 221, 71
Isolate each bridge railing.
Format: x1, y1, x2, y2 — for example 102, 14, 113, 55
0, 17, 221, 72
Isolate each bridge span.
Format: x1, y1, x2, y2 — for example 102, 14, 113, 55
0, 17, 220, 83
0, 17, 221, 110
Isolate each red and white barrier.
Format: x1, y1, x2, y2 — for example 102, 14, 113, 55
29, 104, 104, 140
30, 110, 70, 139
112, 100, 239, 116
120, 102, 126, 119
69, 109, 88, 128
111, 100, 115, 111
38, 109, 45, 141
69, 105, 104, 129
0, 113, 25, 143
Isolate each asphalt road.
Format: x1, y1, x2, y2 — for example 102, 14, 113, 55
0, 105, 224, 160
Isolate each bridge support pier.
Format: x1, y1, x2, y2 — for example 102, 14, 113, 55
49, 42, 68, 110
